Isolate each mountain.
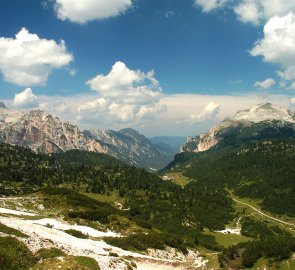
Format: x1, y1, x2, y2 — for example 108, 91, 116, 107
0, 105, 173, 170
0, 107, 111, 155
84, 128, 173, 170
181, 103, 295, 153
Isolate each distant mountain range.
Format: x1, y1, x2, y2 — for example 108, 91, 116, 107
180, 103, 295, 153
1, 102, 294, 171
84, 129, 183, 170
0, 104, 180, 170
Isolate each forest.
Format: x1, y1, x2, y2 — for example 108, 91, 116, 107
1, 140, 295, 267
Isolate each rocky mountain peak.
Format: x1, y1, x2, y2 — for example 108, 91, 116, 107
231, 103, 295, 123
0, 107, 109, 155
119, 128, 140, 137
181, 103, 295, 153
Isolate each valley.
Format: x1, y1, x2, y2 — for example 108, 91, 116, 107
0, 103, 295, 269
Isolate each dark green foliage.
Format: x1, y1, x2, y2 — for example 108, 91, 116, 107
41, 187, 115, 210
36, 247, 66, 259
64, 229, 89, 239
166, 139, 295, 216
105, 232, 188, 254
0, 237, 36, 270
0, 223, 28, 238
74, 256, 101, 270
0, 143, 230, 251
164, 138, 295, 264
68, 209, 117, 223
240, 217, 274, 239
221, 218, 295, 268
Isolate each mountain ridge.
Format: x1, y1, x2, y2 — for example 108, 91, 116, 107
0, 105, 173, 170
181, 103, 295, 153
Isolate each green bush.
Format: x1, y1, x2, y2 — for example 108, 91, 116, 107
36, 247, 66, 259
0, 237, 36, 270
104, 232, 187, 253
68, 207, 120, 223
74, 256, 100, 270
0, 223, 28, 238
65, 229, 89, 239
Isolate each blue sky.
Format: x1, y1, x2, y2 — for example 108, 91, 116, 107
0, 0, 295, 136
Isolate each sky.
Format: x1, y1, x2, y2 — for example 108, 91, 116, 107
0, 0, 295, 136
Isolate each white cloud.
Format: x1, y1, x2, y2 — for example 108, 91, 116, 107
291, 96, 295, 105
194, 0, 295, 25
234, 0, 263, 25
79, 98, 108, 113
234, 0, 295, 25
190, 102, 221, 122
87, 61, 144, 95
6, 90, 293, 136
79, 62, 163, 123
108, 103, 138, 122
254, 78, 276, 90
250, 13, 295, 85
13, 88, 39, 108
54, 0, 132, 24
194, 0, 230, 12
0, 28, 73, 87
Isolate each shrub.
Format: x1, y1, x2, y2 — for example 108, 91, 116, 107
65, 229, 89, 239
74, 256, 100, 270
36, 248, 66, 259
0, 237, 35, 270
0, 223, 28, 238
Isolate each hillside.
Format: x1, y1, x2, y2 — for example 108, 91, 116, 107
163, 137, 295, 268
1, 141, 295, 269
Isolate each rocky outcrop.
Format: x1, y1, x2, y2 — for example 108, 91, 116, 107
0, 107, 111, 155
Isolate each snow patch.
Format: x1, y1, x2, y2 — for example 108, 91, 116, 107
30, 218, 120, 238
216, 228, 241, 235
0, 207, 36, 216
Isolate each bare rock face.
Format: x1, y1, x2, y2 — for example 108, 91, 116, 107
181, 103, 295, 153
0, 108, 111, 155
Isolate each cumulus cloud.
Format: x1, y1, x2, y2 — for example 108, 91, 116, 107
54, 0, 133, 24
13, 88, 39, 108
79, 62, 163, 123
234, 0, 263, 25
0, 28, 73, 87
291, 96, 295, 105
254, 78, 276, 90
234, 0, 295, 25
194, 0, 295, 25
190, 102, 221, 122
250, 13, 295, 85
194, 0, 230, 12
6, 90, 293, 136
